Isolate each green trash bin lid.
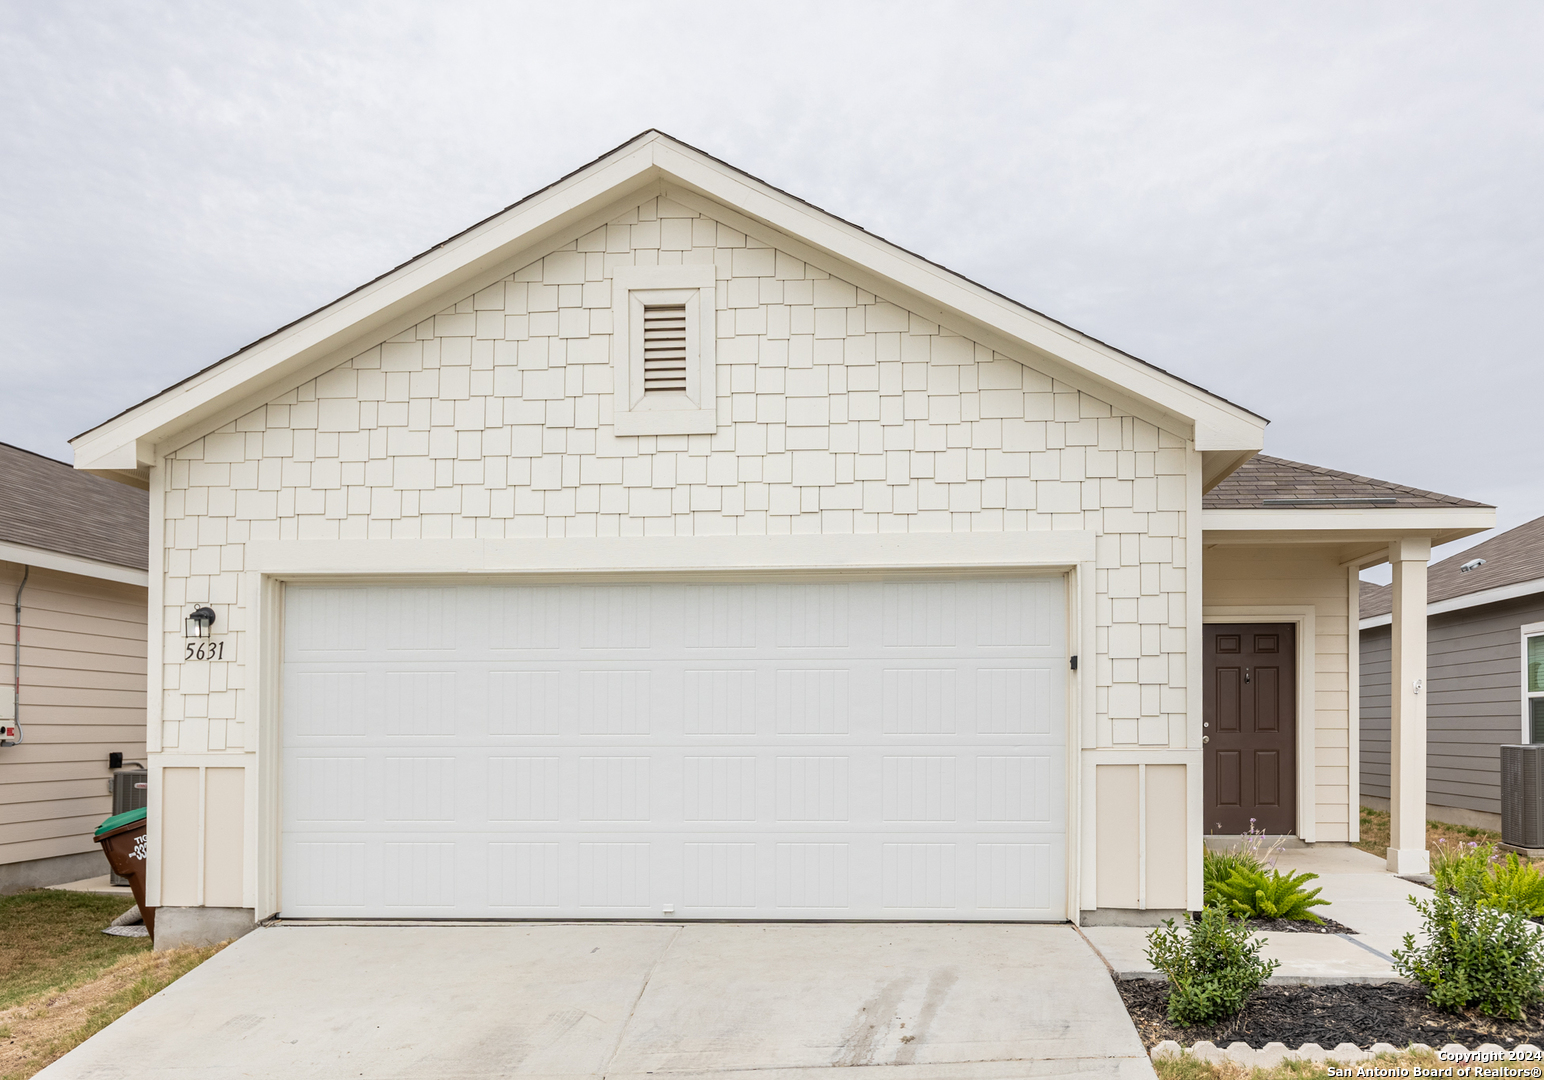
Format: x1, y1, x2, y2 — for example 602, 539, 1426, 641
94, 805, 146, 839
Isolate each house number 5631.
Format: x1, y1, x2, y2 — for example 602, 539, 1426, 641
184, 641, 226, 661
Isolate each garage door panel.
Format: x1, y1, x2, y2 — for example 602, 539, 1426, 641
282, 577, 1067, 920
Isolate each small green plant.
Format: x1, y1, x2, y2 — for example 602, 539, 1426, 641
1202, 847, 1261, 907
1432, 839, 1544, 917
1392, 887, 1544, 1021
1145, 906, 1279, 1026
1209, 865, 1330, 923
1486, 853, 1544, 917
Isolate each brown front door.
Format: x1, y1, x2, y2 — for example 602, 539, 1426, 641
1203, 624, 1296, 835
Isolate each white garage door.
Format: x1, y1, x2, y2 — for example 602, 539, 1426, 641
281, 577, 1066, 920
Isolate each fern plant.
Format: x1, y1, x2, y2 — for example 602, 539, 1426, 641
1433, 840, 1544, 918
1478, 854, 1544, 918
1210, 866, 1330, 923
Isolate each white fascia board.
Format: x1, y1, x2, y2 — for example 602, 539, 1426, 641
75, 133, 1269, 472
1359, 574, 1544, 629
1203, 506, 1496, 537
650, 141, 1268, 450
72, 140, 665, 469
0, 539, 149, 587
245, 531, 1096, 577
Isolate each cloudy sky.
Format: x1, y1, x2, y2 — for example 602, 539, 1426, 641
3, 2, 1539, 575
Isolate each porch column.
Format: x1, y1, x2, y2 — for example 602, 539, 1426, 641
1387, 537, 1431, 875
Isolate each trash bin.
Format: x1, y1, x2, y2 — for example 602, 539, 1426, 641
95, 806, 154, 941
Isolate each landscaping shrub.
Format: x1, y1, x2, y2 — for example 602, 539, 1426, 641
1201, 847, 1260, 906
1208, 865, 1330, 923
1145, 906, 1279, 1026
1432, 839, 1544, 918
1392, 887, 1544, 1021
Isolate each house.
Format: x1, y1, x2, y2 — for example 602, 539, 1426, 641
1360, 514, 1544, 832
68, 131, 1494, 947
1, 442, 149, 893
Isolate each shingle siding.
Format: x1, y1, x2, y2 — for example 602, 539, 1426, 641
156, 193, 1195, 758
1359, 594, 1544, 816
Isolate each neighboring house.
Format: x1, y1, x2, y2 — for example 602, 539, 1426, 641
1, 442, 149, 893
1360, 514, 1544, 832
69, 132, 1493, 947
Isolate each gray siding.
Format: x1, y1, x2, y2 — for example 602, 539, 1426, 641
1359, 594, 1544, 816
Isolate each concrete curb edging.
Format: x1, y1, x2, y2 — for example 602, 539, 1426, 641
1150, 1041, 1542, 1067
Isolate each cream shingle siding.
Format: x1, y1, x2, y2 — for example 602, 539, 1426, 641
154, 194, 1191, 818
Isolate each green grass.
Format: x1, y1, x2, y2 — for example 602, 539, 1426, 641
0, 890, 149, 1009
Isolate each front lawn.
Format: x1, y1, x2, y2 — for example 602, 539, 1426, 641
0, 890, 150, 1008
1353, 806, 1519, 861
1152, 1047, 1450, 1079
0, 890, 220, 1080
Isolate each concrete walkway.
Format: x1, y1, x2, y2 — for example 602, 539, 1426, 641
1083, 844, 1430, 984
38, 922, 1156, 1079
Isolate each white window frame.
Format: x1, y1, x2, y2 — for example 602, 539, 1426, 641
610, 265, 717, 436
1522, 620, 1544, 743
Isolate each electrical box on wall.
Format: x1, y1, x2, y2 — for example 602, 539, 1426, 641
0, 686, 16, 744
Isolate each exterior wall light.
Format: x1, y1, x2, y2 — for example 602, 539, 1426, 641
185, 607, 216, 638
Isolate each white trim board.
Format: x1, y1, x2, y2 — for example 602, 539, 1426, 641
1202, 607, 1318, 844
73, 132, 1268, 479
1360, 575, 1544, 629
0, 539, 148, 587
1522, 620, 1544, 745
244, 532, 1097, 579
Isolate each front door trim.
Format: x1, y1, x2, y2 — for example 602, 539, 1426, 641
1201, 607, 1316, 844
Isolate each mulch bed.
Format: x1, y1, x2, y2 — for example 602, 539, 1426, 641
1116, 977, 1543, 1049
1248, 915, 1357, 934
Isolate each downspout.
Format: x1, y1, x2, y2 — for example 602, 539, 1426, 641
4, 566, 28, 746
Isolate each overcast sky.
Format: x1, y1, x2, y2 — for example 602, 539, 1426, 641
3, 2, 1539, 577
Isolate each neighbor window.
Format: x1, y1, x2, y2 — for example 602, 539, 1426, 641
1527, 630, 1544, 743
609, 265, 717, 436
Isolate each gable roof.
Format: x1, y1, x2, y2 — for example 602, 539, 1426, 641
0, 442, 148, 573
1361, 513, 1544, 620
1203, 455, 1490, 511
71, 130, 1268, 484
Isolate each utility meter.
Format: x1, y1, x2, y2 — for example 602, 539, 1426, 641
0, 685, 17, 746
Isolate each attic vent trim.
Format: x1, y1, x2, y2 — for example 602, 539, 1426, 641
641, 305, 688, 394
1259, 497, 1399, 507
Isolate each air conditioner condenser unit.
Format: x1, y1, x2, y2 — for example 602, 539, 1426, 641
1500, 744, 1544, 853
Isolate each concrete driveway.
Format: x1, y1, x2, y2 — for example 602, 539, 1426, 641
39, 922, 1154, 1079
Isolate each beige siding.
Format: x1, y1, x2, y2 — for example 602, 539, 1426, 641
0, 560, 147, 866
1203, 545, 1352, 841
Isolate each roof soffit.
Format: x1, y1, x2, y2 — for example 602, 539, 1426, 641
73, 131, 1268, 473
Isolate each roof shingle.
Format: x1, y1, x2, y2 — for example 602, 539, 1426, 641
1361, 513, 1544, 619
0, 442, 148, 571
1204, 455, 1490, 511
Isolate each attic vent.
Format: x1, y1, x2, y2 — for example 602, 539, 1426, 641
641, 304, 688, 393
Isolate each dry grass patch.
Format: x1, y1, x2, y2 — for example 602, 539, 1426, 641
0, 891, 151, 1009
0, 945, 221, 1080
1353, 806, 1534, 861
1154, 1046, 1446, 1079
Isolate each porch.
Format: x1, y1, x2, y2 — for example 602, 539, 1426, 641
1200, 455, 1494, 873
